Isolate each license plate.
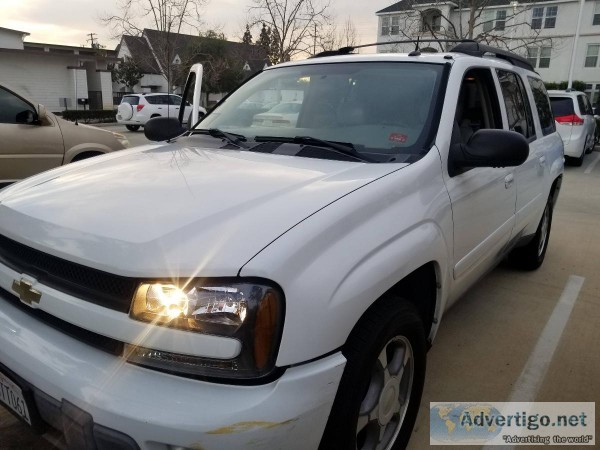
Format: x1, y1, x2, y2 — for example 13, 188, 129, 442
0, 370, 32, 425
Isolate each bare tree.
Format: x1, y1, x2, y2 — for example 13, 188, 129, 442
248, 0, 331, 63
313, 16, 358, 54
101, 0, 209, 90
382, 0, 556, 55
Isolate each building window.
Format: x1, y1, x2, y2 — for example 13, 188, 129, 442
422, 9, 442, 32
594, 2, 600, 25
532, 6, 557, 29
391, 16, 400, 35
527, 46, 551, 68
483, 10, 507, 32
381, 16, 390, 35
585, 44, 600, 67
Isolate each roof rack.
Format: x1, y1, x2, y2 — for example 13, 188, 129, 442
449, 42, 534, 72
312, 38, 535, 72
312, 39, 475, 58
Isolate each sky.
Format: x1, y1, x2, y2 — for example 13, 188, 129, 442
0, 0, 394, 50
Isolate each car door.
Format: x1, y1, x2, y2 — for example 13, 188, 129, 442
168, 95, 183, 119
496, 69, 545, 237
0, 86, 64, 184
444, 68, 517, 281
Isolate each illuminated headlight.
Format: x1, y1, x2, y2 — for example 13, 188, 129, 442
111, 131, 130, 148
128, 280, 284, 380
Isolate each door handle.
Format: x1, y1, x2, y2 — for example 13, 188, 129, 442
539, 156, 546, 166
504, 173, 514, 189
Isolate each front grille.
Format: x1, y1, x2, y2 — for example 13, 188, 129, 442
1, 286, 124, 356
0, 234, 138, 313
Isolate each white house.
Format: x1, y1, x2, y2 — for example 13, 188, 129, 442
376, 0, 600, 103
0, 27, 119, 112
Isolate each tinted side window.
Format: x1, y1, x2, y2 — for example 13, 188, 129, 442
496, 70, 535, 139
169, 95, 182, 105
122, 96, 139, 105
576, 95, 587, 115
0, 87, 34, 124
145, 95, 169, 105
528, 78, 555, 136
581, 95, 593, 115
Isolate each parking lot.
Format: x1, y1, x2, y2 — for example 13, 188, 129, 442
1, 148, 599, 449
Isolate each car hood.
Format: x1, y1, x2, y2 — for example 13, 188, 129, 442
0, 138, 402, 277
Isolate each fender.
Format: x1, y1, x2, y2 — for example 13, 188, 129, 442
240, 149, 453, 366
64, 143, 113, 163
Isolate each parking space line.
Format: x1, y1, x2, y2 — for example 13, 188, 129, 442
584, 152, 600, 174
481, 276, 585, 450
507, 275, 584, 403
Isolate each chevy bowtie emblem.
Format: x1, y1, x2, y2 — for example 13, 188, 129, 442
12, 278, 42, 306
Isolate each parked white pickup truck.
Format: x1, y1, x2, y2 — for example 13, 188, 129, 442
0, 41, 563, 450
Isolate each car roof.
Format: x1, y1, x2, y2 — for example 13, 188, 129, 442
547, 90, 583, 97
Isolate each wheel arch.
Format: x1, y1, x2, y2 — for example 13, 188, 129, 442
345, 261, 442, 353
549, 174, 562, 209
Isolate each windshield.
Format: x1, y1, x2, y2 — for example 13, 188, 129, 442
198, 62, 446, 162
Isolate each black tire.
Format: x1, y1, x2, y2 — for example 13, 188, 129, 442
573, 152, 584, 166
319, 299, 426, 450
508, 199, 552, 270
125, 125, 140, 131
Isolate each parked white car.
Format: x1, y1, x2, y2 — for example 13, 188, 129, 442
116, 93, 206, 131
548, 90, 596, 166
251, 102, 302, 127
0, 43, 564, 450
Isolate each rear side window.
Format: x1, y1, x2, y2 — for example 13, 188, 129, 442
584, 95, 593, 114
528, 78, 555, 136
550, 97, 575, 117
576, 95, 587, 115
122, 96, 139, 105
168, 95, 182, 105
496, 70, 535, 139
146, 95, 169, 105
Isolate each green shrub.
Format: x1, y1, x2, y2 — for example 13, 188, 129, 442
59, 110, 117, 123
544, 80, 586, 91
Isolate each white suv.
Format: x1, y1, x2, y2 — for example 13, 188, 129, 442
0, 42, 564, 450
116, 93, 206, 131
549, 90, 596, 166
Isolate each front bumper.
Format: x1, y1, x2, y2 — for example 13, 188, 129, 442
0, 289, 346, 450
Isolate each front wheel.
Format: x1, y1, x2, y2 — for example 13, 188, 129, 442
320, 299, 426, 450
125, 125, 140, 131
508, 199, 552, 270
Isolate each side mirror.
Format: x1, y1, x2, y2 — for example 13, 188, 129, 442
15, 109, 37, 125
37, 104, 48, 121
144, 117, 185, 141
449, 129, 529, 177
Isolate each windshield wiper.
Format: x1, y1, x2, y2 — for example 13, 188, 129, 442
193, 128, 249, 148
254, 135, 377, 163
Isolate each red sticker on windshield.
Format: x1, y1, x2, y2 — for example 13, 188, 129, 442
389, 133, 408, 143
